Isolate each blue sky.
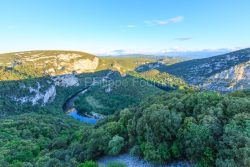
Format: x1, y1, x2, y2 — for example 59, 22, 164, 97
0, 0, 250, 54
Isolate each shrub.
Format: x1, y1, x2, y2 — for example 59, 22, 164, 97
108, 135, 125, 155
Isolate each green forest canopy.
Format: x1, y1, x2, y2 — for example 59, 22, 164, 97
0, 90, 250, 166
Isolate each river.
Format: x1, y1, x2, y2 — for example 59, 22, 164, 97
63, 71, 113, 124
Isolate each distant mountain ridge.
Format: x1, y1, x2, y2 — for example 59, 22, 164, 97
100, 48, 233, 58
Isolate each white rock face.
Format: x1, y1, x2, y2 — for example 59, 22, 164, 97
42, 86, 56, 105
201, 61, 250, 92
57, 53, 82, 60
10, 73, 83, 106
105, 86, 112, 93
12, 83, 56, 105
53, 74, 79, 87
73, 57, 99, 72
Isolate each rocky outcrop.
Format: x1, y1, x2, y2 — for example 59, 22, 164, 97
11, 73, 82, 106
53, 74, 79, 87
73, 57, 99, 73
11, 82, 56, 105
40, 53, 99, 75
201, 61, 250, 92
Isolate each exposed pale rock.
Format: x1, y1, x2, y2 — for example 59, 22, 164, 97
53, 74, 79, 87
42, 86, 56, 105
201, 61, 250, 92
73, 57, 99, 73
45, 68, 56, 75
105, 86, 112, 93
57, 53, 82, 61
12, 83, 56, 105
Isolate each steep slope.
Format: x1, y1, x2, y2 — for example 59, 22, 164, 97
146, 48, 250, 92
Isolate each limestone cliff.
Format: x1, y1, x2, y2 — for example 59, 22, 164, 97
201, 61, 250, 92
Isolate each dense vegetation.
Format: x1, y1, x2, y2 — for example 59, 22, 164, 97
127, 90, 250, 166
0, 112, 89, 166
130, 69, 189, 90
81, 90, 250, 167
1, 89, 250, 166
75, 74, 162, 115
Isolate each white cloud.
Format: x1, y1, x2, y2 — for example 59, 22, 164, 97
146, 16, 184, 26
155, 20, 169, 25
95, 47, 241, 58
168, 16, 184, 23
127, 25, 136, 28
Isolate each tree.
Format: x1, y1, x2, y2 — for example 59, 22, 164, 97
216, 113, 250, 167
108, 135, 125, 155
177, 117, 215, 166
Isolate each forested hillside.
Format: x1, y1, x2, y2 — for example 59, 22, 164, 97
1, 90, 250, 166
